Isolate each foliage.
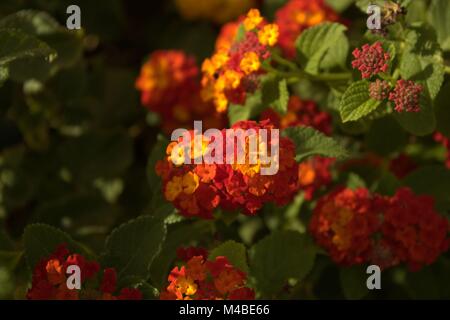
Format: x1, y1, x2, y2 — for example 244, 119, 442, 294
0, 0, 449, 300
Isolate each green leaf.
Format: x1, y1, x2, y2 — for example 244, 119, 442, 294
234, 23, 246, 43
23, 223, 86, 270
276, 79, 289, 114
146, 134, 176, 218
355, 0, 385, 12
102, 216, 167, 282
0, 10, 59, 35
405, 264, 441, 299
283, 126, 349, 162
147, 134, 169, 186
0, 10, 83, 81
365, 117, 408, 156
149, 221, 212, 289
0, 10, 83, 68
249, 231, 317, 296
320, 32, 349, 70
428, 0, 450, 51
0, 28, 55, 66
0, 66, 9, 86
228, 90, 264, 125
393, 92, 436, 136
58, 130, 133, 184
346, 172, 367, 190
373, 172, 402, 196
325, 0, 355, 13
340, 265, 370, 300
262, 75, 289, 115
403, 165, 450, 207
396, 27, 441, 137
295, 22, 348, 74
339, 80, 381, 122
435, 82, 450, 138
33, 193, 114, 230
400, 24, 444, 100
209, 240, 249, 274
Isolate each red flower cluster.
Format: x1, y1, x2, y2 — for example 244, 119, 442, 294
310, 187, 449, 270
369, 79, 391, 101
27, 244, 142, 300
380, 188, 450, 271
434, 132, 450, 168
136, 50, 225, 134
160, 247, 254, 300
201, 9, 279, 112
389, 79, 423, 113
275, 0, 339, 58
261, 96, 334, 199
352, 42, 423, 113
310, 188, 381, 265
352, 42, 390, 79
156, 120, 299, 218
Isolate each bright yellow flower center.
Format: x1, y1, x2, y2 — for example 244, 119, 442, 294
243, 8, 263, 31
258, 24, 279, 47
175, 276, 197, 297
223, 70, 242, 89
240, 52, 260, 75
182, 172, 200, 195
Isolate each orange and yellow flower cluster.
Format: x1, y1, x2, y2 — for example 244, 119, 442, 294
201, 9, 279, 112
156, 120, 299, 218
136, 50, 225, 134
27, 244, 142, 300
275, 0, 339, 58
160, 247, 254, 300
310, 187, 450, 270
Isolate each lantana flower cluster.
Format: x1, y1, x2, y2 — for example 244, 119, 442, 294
275, 0, 339, 58
156, 120, 299, 218
261, 96, 334, 199
136, 50, 225, 134
352, 41, 423, 113
160, 247, 254, 300
27, 244, 142, 300
310, 187, 450, 271
201, 9, 279, 112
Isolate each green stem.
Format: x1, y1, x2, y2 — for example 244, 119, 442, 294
392, 68, 401, 81
263, 63, 351, 84
308, 72, 352, 82
271, 52, 299, 71
262, 64, 303, 81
